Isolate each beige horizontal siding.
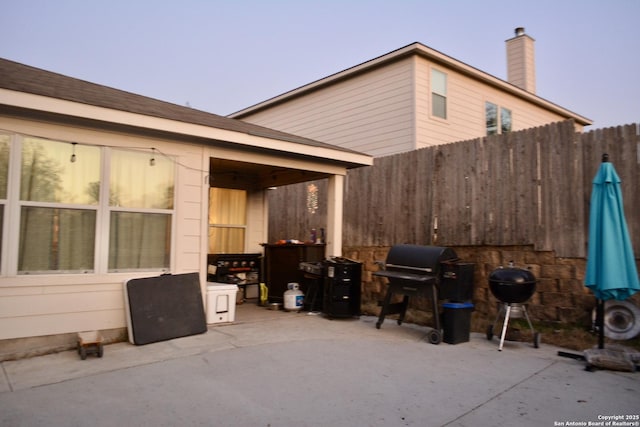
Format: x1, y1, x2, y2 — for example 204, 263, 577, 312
415, 58, 577, 149
0, 119, 207, 340
241, 58, 417, 157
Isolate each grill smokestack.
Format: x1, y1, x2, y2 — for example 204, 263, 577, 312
506, 27, 536, 93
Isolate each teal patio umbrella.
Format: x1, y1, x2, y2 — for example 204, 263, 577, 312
584, 154, 640, 348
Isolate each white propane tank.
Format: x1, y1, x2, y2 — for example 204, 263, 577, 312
284, 282, 304, 312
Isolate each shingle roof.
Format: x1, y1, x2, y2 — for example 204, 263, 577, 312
0, 57, 364, 154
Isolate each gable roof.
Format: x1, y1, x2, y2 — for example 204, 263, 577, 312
229, 42, 592, 126
0, 57, 371, 167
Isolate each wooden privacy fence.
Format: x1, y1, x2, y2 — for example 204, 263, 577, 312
268, 120, 640, 259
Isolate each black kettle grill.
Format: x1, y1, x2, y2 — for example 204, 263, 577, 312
487, 262, 540, 351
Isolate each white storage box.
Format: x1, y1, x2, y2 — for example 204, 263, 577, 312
206, 283, 239, 324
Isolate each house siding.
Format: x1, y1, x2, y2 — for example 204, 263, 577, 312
237, 50, 587, 157
415, 58, 580, 149
239, 58, 417, 157
0, 117, 206, 340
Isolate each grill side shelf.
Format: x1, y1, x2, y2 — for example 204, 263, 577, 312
373, 270, 437, 283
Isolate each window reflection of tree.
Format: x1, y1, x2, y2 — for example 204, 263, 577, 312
19, 139, 98, 272
19, 141, 64, 271
109, 149, 174, 271
0, 137, 10, 198
0, 136, 10, 262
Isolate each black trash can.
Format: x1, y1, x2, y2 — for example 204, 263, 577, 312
442, 302, 474, 344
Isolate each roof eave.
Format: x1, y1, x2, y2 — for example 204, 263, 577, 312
229, 42, 592, 127
0, 88, 373, 169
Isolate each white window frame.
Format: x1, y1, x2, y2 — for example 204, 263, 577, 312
208, 187, 248, 254
2, 133, 176, 276
431, 68, 448, 120
486, 102, 513, 135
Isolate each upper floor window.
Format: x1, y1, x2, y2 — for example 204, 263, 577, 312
486, 102, 498, 135
431, 69, 447, 119
486, 102, 512, 135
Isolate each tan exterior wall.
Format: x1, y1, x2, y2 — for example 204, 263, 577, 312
0, 116, 210, 341
239, 55, 585, 156
414, 58, 577, 149
238, 58, 417, 157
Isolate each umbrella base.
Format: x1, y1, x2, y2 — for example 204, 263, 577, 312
584, 346, 638, 372
559, 344, 640, 372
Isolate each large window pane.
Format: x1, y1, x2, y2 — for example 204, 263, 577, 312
18, 207, 96, 273
501, 107, 512, 133
109, 212, 171, 271
209, 188, 246, 225
111, 149, 174, 209
21, 138, 101, 204
208, 227, 245, 254
209, 188, 247, 253
0, 134, 9, 199
432, 94, 447, 120
486, 102, 498, 135
0, 134, 8, 269
431, 69, 447, 119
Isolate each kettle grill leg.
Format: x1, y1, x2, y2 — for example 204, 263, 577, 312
522, 305, 540, 348
498, 304, 512, 351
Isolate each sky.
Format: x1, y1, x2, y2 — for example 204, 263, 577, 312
1, 0, 639, 130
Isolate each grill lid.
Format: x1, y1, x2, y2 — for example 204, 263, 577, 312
488, 266, 537, 303
489, 267, 536, 284
384, 244, 458, 273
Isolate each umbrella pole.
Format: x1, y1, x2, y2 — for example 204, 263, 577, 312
596, 299, 605, 349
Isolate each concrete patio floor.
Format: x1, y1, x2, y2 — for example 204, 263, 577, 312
1, 303, 638, 426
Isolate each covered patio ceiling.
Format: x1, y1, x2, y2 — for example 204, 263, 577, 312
209, 157, 330, 190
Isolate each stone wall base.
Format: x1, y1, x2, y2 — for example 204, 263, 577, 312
345, 244, 640, 333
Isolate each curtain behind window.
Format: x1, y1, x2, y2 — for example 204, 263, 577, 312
209, 188, 246, 253
18, 138, 100, 273
108, 149, 174, 271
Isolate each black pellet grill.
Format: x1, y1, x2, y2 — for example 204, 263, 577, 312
374, 244, 474, 344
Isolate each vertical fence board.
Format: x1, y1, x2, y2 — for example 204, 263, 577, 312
268, 121, 640, 259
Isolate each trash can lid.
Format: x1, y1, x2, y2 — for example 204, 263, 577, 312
442, 302, 474, 309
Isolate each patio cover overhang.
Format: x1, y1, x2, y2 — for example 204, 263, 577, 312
0, 57, 373, 256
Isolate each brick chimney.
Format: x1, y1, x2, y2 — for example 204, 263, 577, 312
506, 27, 536, 93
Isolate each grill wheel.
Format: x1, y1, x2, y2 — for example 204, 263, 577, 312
428, 329, 442, 344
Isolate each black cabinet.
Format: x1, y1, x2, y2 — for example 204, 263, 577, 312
323, 258, 362, 318
262, 244, 325, 302
438, 262, 475, 302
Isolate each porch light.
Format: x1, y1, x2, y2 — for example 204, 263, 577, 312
70, 142, 77, 163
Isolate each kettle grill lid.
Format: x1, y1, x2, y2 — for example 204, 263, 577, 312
489, 267, 536, 284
